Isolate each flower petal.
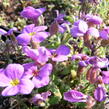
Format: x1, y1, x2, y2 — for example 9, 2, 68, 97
32, 76, 50, 88
39, 63, 52, 77
5, 64, 24, 79
2, 86, 19, 96
33, 32, 49, 43
64, 90, 87, 102
56, 45, 70, 55
94, 85, 106, 101
19, 79, 34, 94
17, 33, 31, 46
0, 70, 10, 87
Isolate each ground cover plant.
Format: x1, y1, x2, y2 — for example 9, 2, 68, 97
0, 0, 109, 109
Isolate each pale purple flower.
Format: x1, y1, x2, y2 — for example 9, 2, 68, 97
21, 6, 46, 20
31, 91, 51, 104
86, 27, 99, 38
23, 46, 51, 64
17, 24, 49, 46
0, 28, 7, 35
50, 45, 70, 62
85, 14, 103, 25
71, 20, 88, 37
23, 63, 53, 88
0, 64, 34, 96
64, 90, 88, 102
94, 85, 106, 102
101, 71, 109, 84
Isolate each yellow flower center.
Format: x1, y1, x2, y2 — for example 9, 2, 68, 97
29, 32, 36, 36
10, 79, 20, 86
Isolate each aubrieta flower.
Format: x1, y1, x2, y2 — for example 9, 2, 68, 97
88, 56, 109, 68
30, 91, 51, 104
64, 90, 96, 108
23, 63, 53, 88
101, 71, 109, 84
71, 20, 88, 37
0, 64, 34, 96
50, 45, 70, 62
100, 27, 109, 40
85, 14, 103, 25
54, 10, 66, 24
17, 24, 49, 46
72, 54, 89, 67
23, 46, 51, 64
0, 28, 7, 35
64, 90, 88, 102
94, 85, 106, 102
86, 27, 99, 38
21, 6, 46, 20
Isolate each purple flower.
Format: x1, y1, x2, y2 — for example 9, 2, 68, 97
21, 6, 46, 20
50, 45, 70, 62
72, 54, 89, 61
101, 71, 109, 84
0, 28, 7, 35
72, 54, 89, 67
85, 14, 103, 25
54, 10, 66, 24
94, 85, 106, 102
17, 24, 49, 46
23, 63, 53, 88
58, 22, 70, 34
100, 27, 109, 40
31, 91, 51, 104
64, 90, 88, 102
23, 46, 51, 64
71, 20, 88, 37
88, 56, 109, 68
86, 27, 99, 38
0, 64, 34, 96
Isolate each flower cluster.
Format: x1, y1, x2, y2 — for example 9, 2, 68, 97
0, 3, 109, 108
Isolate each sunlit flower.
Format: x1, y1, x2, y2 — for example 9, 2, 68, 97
17, 24, 49, 46
50, 45, 70, 62
0, 64, 34, 96
23, 63, 53, 88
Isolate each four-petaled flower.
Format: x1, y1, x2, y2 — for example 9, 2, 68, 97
0, 64, 34, 96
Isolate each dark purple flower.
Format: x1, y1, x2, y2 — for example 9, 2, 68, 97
50, 45, 70, 62
64, 90, 88, 102
0, 64, 34, 96
100, 27, 109, 40
17, 24, 49, 46
21, 6, 46, 20
54, 10, 66, 24
94, 85, 106, 102
85, 14, 103, 25
58, 22, 70, 34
